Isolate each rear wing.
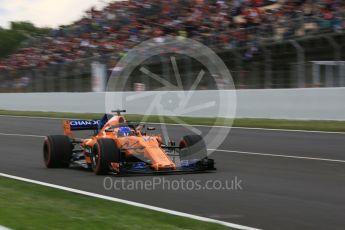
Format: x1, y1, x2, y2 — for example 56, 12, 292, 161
63, 114, 115, 137
69, 120, 101, 130
63, 120, 101, 137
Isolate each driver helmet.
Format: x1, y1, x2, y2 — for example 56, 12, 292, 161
118, 126, 131, 137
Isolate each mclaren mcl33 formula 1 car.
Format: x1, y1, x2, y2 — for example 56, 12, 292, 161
43, 110, 215, 175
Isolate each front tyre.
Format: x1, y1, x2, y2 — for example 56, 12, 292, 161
179, 135, 207, 157
92, 139, 119, 175
43, 135, 72, 168
179, 135, 215, 170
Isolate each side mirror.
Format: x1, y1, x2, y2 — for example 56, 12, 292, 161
135, 124, 145, 131
105, 128, 114, 132
147, 127, 156, 131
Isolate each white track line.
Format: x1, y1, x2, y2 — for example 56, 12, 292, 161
0, 132, 44, 138
0, 114, 344, 135
0, 114, 65, 120
0, 226, 11, 230
147, 122, 345, 135
0, 173, 260, 230
210, 149, 345, 164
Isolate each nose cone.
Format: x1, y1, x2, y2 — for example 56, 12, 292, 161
151, 162, 176, 171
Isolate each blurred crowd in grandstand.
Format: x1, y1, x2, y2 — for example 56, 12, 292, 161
0, 0, 344, 71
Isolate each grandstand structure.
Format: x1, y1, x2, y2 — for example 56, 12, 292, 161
0, 0, 344, 92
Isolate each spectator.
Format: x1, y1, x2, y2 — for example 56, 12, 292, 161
0, 0, 344, 72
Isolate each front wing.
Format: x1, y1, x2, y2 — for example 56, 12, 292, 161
111, 158, 216, 175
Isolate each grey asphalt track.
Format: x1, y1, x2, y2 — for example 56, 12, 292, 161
0, 115, 345, 230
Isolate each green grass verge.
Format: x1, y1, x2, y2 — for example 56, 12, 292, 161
0, 110, 345, 132
0, 176, 231, 230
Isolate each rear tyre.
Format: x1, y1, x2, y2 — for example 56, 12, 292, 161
43, 135, 72, 168
92, 139, 119, 175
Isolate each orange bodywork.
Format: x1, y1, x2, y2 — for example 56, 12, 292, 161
63, 115, 176, 171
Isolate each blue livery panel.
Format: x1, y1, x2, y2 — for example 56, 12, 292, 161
69, 120, 101, 131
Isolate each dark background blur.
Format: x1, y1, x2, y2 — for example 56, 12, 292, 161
0, 0, 344, 92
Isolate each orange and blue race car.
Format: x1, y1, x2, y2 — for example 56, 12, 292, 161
43, 110, 215, 175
